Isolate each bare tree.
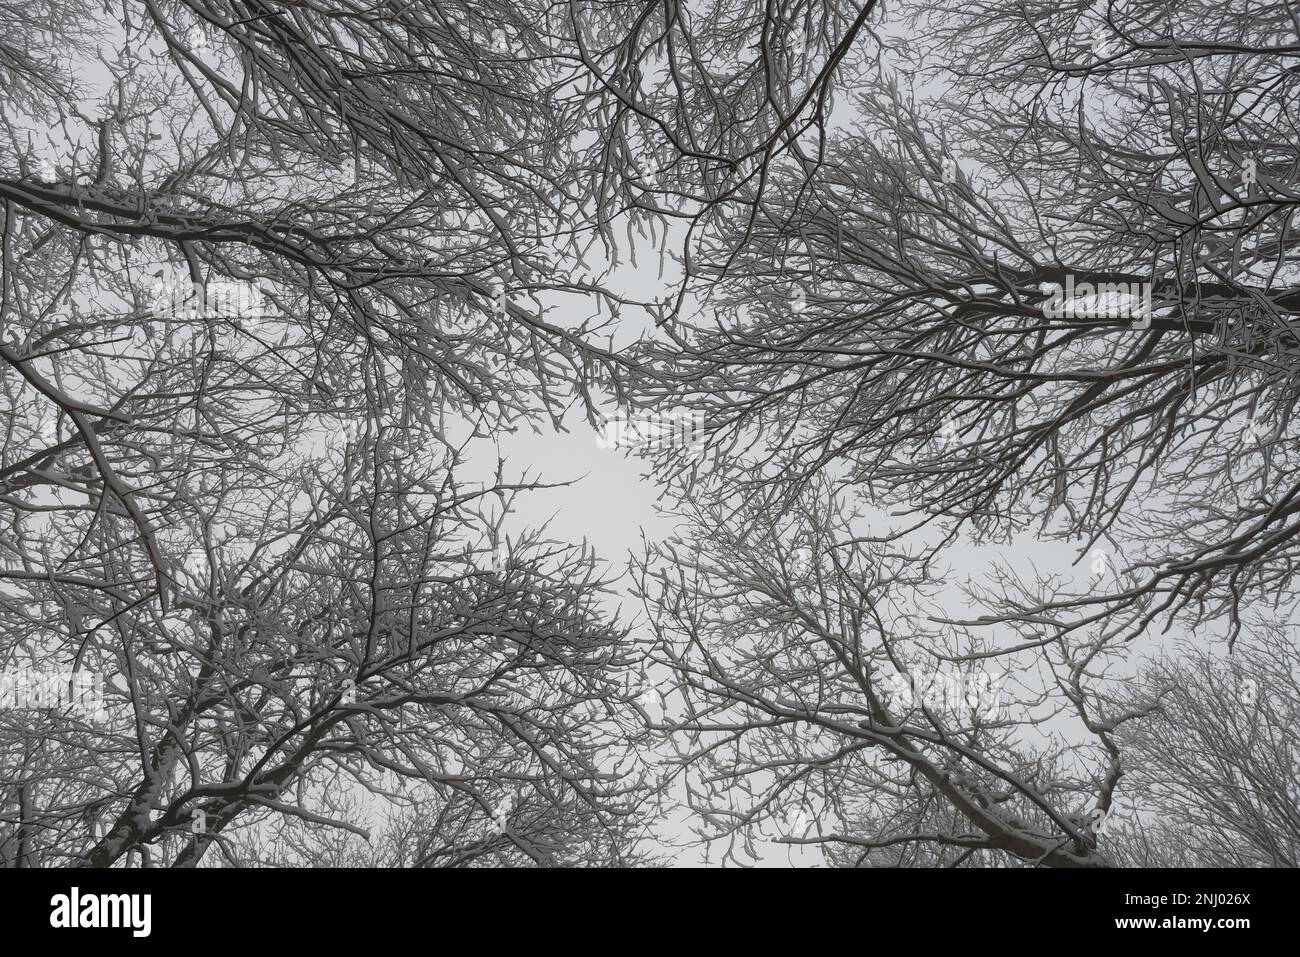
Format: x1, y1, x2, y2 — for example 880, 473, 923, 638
1105, 628, 1300, 868
0, 1, 655, 867
591, 1, 1300, 867
630, 475, 1161, 867
0, 424, 652, 866
627, 0, 1300, 647
3, 0, 1295, 872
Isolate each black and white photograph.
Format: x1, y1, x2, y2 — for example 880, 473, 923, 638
0, 0, 1291, 932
